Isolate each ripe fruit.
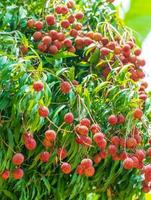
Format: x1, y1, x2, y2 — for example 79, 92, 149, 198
126, 137, 137, 149
40, 151, 50, 162
134, 48, 141, 56
147, 147, 151, 157
93, 132, 105, 143
38, 106, 49, 117
75, 12, 84, 20
97, 139, 107, 149
111, 136, 120, 146
61, 6, 69, 15
1, 170, 10, 180
55, 6, 62, 14
63, 39, 72, 48
93, 154, 102, 164
42, 36, 52, 45
80, 118, 91, 128
122, 44, 130, 52
33, 31, 42, 41
67, 0, 75, 9
70, 29, 78, 38
45, 15, 55, 25
27, 19, 35, 28
133, 108, 143, 119
57, 32, 65, 41
67, 15, 75, 24
49, 45, 58, 54
12, 153, 24, 165
76, 135, 92, 147
20, 45, 28, 55
49, 30, 58, 40
33, 81, 44, 92
42, 139, 52, 148
144, 165, 151, 182
123, 158, 134, 170
99, 151, 108, 159
108, 115, 118, 125
13, 168, 24, 180
108, 145, 117, 155
93, 33, 102, 41
57, 148, 67, 160
76, 164, 84, 175
61, 162, 72, 174
64, 112, 74, 124
34, 21, 43, 30
68, 46, 76, 53
84, 166, 95, 177
135, 149, 145, 162
38, 42, 47, 52
61, 20, 70, 29
45, 130, 56, 142
84, 37, 93, 46
53, 40, 62, 50
25, 137, 37, 151
60, 81, 71, 94
81, 158, 93, 168
117, 114, 125, 124
74, 23, 82, 30
76, 125, 89, 136
90, 124, 101, 134
100, 47, 110, 56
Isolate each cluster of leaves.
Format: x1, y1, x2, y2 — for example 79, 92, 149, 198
0, 0, 151, 200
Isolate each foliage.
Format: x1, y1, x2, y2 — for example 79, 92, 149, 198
0, 0, 151, 200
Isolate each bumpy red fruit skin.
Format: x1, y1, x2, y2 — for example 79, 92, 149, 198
108, 115, 118, 125
90, 124, 101, 134
55, 6, 62, 14
68, 46, 76, 53
98, 139, 107, 149
77, 125, 89, 136
133, 108, 143, 119
144, 165, 151, 182
68, 15, 75, 24
57, 148, 67, 160
27, 19, 35, 28
64, 112, 74, 124
63, 39, 72, 48
49, 45, 58, 55
38, 43, 47, 52
80, 118, 91, 128
99, 151, 108, 159
108, 145, 117, 155
81, 158, 93, 168
25, 137, 37, 151
93, 33, 102, 41
111, 136, 120, 146
75, 12, 84, 20
40, 151, 50, 162
126, 137, 137, 149
60, 81, 71, 94
61, 20, 70, 29
49, 30, 58, 40
42, 36, 52, 46
13, 168, 24, 180
33, 81, 44, 92
1, 170, 10, 180
93, 132, 105, 143
76, 164, 84, 175
38, 106, 49, 117
45, 15, 55, 25
117, 114, 125, 124
70, 29, 78, 38
134, 48, 141, 56
93, 154, 102, 164
135, 149, 145, 162
61, 6, 69, 15
34, 21, 43, 31
33, 31, 42, 41
12, 153, 24, 165
45, 130, 56, 142
147, 147, 151, 157
76, 135, 92, 147
57, 33, 65, 41
61, 162, 71, 174
74, 23, 82, 30
123, 158, 134, 170
84, 166, 95, 177
53, 40, 62, 50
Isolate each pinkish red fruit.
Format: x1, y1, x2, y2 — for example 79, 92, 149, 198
33, 81, 44, 92
34, 21, 43, 31
12, 153, 24, 165
76, 164, 84, 175
64, 112, 74, 124
45, 15, 55, 25
108, 115, 118, 125
38, 106, 49, 117
57, 148, 67, 160
13, 168, 24, 180
45, 130, 56, 142
93, 132, 105, 143
111, 136, 120, 146
40, 151, 50, 162
81, 158, 93, 168
108, 145, 117, 155
25, 137, 37, 151
126, 137, 137, 149
84, 166, 95, 177
90, 124, 101, 134
1, 170, 10, 180
61, 162, 72, 174
133, 108, 143, 120
123, 158, 134, 170
60, 81, 71, 94
80, 118, 91, 128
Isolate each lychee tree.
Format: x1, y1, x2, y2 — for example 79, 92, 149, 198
0, 0, 151, 200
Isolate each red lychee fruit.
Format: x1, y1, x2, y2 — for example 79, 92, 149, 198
37, 42, 47, 52
20, 45, 28, 55
117, 114, 125, 124
81, 158, 93, 168
75, 12, 84, 20
76, 164, 84, 175
67, 15, 75, 24
134, 48, 141, 56
13, 168, 24, 180
123, 158, 134, 170
61, 162, 72, 174
76, 125, 89, 136
93, 132, 105, 143
45, 130, 56, 142
93, 33, 102, 41
135, 149, 145, 162
40, 151, 50, 162
80, 118, 91, 128
97, 139, 107, 149
1, 170, 10, 180
12, 153, 24, 165
60, 81, 71, 94
63, 39, 72, 48
34, 21, 43, 31
33, 81, 44, 92
33, 31, 42, 41
70, 29, 78, 38
57, 148, 67, 160
57, 32, 65, 41
126, 137, 137, 149
25, 137, 37, 151
61, 20, 70, 29
27, 19, 35, 28
61, 6, 69, 15
108, 145, 117, 155
133, 108, 143, 120
84, 166, 95, 177
45, 15, 55, 25
90, 124, 101, 134
67, 0, 75, 9
49, 45, 58, 55
64, 112, 74, 124
38, 106, 49, 117
49, 30, 58, 40
42, 36, 52, 46
55, 6, 62, 14
111, 136, 120, 146
108, 115, 118, 125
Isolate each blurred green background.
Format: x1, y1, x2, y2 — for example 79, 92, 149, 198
125, 0, 151, 40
